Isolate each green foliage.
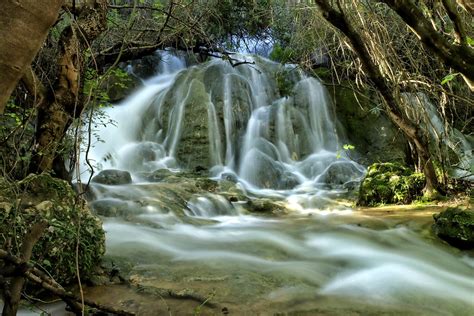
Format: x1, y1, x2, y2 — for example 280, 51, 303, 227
466, 36, 474, 47
200, 0, 273, 49
275, 69, 294, 97
441, 72, 459, 85
311, 67, 331, 80
0, 174, 105, 286
84, 67, 136, 105
358, 163, 426, 206
269, 44, 295, 63
83, 68, 110, 107
336, 144, 355, 159
0, 98, 36, 178
2, 99, 24, 128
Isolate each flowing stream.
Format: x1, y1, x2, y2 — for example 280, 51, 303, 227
73, 51, 473, 315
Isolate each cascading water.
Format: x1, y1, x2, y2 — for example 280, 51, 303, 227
81, 52, 364, 194
75, 51, 473, 315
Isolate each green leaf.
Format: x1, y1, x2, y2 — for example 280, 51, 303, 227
467, 36, 474, 47
441, 73, 459, 85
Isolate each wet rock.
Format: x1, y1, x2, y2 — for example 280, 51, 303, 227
92, 169, 132, 185
240, 149, 299, 190
221, 172, 239, 183
118, 142, 166, 172
245, 198, 288, 215
128, 54, 162, 78
138, 168, 174, 182
333, 85, 409, 165
195, 178, 219, 192
357, 163, 425, 206
433, 207, 474, 249
218, 180, 247, 202
317, 161, 365, 188
160, 75, 217, 170
91, 199, 132, 217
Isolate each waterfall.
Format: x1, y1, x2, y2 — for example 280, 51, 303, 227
72, 51, 474, 316
81, 52, 364, 192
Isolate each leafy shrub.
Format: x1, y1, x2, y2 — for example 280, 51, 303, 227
0, 174, 105, 286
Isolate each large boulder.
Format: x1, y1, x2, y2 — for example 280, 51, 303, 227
357, 163, 425, 206
0, 174, 105, 285
433, 207, 474, 249
240, 149, 300, 189
333, 85, 409, 165
92, 169, 132, 185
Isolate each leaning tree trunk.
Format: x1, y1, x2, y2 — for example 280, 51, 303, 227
0, 0, 63, 114
314, 0, 441, 194
30, 0, 108, 176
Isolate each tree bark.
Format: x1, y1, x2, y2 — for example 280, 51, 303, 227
0, 0, 62, 114
314, 0, 440, 193
30, 0, 108, 175
2, 221, 47, 316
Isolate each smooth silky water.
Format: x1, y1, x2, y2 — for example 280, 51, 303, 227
72, 51, 474, 315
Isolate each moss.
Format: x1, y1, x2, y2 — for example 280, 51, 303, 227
433, 207, 474, 249
0, 174, 105, 286
358, 163, 425, 206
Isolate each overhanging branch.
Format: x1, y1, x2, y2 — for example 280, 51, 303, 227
378, 0, 474, 82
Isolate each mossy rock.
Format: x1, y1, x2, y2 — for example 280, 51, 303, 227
0, 174, 105, 286
92, 169, 132, 185
433, 207, 474, 249
244, 198, 288, 215
357, 163, 425, 206
137, 168, 175, 182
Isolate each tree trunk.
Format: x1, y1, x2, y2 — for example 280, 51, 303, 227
314, 0, 441, 194
2, 221, 47, 316
30, 0, 108, 175
0, 0, 62, 114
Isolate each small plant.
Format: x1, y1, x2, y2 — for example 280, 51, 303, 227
269, 43, 294, 64
441, 72, 460, 85
336, 143, 355, 159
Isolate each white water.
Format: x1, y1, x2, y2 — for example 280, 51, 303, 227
74, 51, 473, 315
80, 51, 364, 193
101, 212, 474, 314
